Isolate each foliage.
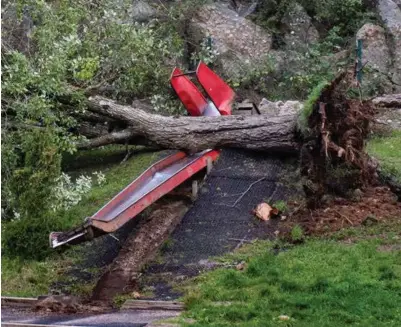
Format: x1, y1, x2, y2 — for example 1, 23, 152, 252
2, 128, 63, 221
2, 148, 156, 260
254, 0, 375, 40
1, 256, 60, 297
298, 0, 376, 38
1, 0, 185, 242
190, 37, 220, 65
150, 93, 185, 116
226, 55, 276, 91
272, 200, 288, 213
367, 131, 401, 183
249, 0, 375, 101
183, 226, 401, 326
52, 172, 106, 212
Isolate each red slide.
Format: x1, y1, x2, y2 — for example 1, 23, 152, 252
50, 62, 233, 248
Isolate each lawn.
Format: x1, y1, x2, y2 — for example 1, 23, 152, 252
367, 130, 401, 183
2, 146, 158, 297
178, 129, 401, 327
182, 221, 401, 327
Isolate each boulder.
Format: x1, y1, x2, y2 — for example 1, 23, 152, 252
356, 23, 391, 75
2, 1, 34, 54
373, 94, 401, 131
189, 3, 272, 78
377, 0, 401, 91
258, 98, 303, 116
130, 0, 157, 23
356, 23, 393, 94
281, 3, 319, 50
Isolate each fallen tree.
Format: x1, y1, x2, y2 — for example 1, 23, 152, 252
79, 77, 401, 155
82, 96, 300, 154
71, 71, 399, 207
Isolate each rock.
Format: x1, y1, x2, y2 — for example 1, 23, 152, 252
278, 315, 291, 321
281, 3, 319, 50
373, 94, 401, 131
356, 23, 394, 93
356, 23, 391, 75
258, 98, 303, 116
377, 0, 401, 91
235, 261, 246, 270
254, 202, 278, 221
373, 93, 401, 107
35, 295, 81, 313
189, 3, 272, 78
2, 1, 34, 54
130, 0, 157, 23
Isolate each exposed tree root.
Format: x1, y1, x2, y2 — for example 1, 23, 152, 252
300, 71, 377, 208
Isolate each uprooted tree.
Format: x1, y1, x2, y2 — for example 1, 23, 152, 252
75, 70, 383, 208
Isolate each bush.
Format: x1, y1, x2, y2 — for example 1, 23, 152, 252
2, 214, 63, 260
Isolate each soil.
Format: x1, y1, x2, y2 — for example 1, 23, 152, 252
283, 187, 401, 236
91, 197, 191, 303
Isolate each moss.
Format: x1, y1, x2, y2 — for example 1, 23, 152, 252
297, 80, 330, 136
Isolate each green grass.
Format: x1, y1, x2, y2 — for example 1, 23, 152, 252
2, 147, 158, 297
183, 221, 401, 327
367, 130, 401, 183
1, 257, 61, 297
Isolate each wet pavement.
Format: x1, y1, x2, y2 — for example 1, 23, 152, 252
142, 149, 297, 299
1, 307, 180, 327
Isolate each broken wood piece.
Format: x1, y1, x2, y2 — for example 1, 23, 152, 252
254, 202, 279, 221
121, 300, 184, 311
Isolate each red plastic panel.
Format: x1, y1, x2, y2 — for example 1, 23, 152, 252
170, 68, 208, 117
196, 62, 235, 115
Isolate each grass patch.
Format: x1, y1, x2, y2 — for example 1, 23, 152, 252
367, 130, 401, 183
2, 147, 158, 297
183, 221, 401, 326
1, 257, 61, 297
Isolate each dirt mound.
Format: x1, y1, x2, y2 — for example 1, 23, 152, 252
34, 295, 105, 314
284, 187, 401, 236
91, 198, 190, 302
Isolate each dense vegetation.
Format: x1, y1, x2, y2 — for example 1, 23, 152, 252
2, 0, 188, 258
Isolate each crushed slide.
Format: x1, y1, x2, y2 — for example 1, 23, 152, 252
50, 62, 234, 248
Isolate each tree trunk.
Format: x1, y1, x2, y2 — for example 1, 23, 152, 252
84, 96, 300, 154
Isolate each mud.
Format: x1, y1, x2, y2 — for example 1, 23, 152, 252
91, 198, 190, 302
283, 187, 401, 236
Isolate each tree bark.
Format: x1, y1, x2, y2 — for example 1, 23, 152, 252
84, 96, 300, 154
